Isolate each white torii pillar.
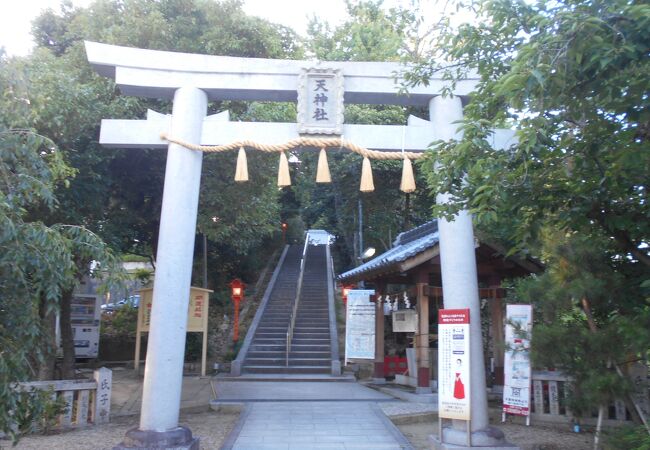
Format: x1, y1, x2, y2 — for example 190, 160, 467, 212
429, 96, 513, 449
115, 87, 207, 450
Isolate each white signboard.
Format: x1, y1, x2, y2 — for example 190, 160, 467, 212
503, 304, 533, 416
297, 68, 344, 135
438, 309, 471, 420
345, 289, 376, 363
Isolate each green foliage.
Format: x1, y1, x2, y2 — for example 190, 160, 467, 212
101, 305, 139, 338
307, 0, 414, 62
15, 0, 307, 287
410, 0, 649, 259
9, 388, 66, 441
303, 1, 433, 268
184, 333, 202, 362
404, 0, 650, 419
0, 129, 125, 440
516, 234, 650, 415
604, 424, 650, 450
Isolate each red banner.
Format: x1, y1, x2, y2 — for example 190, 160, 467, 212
438, 309, 470, 324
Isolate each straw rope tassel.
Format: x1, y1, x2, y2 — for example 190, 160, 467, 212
316, 148, 331, 183
234, 146, 249, 182
359, 156, 375, 192
277, 151, 291, 187
400, 156, 416, 193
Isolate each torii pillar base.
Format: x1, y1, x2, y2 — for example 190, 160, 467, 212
428, 426, 519, 450
114, 426, 199, 450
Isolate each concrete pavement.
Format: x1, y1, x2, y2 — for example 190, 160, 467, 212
221, 401, 413, 450
109, 369, 422, 449
214, 378, 414, 450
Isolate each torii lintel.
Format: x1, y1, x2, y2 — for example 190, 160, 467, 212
85, 41, 479, 106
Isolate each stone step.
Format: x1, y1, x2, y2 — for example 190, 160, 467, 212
244, 358, 286, 365
244, 356, 330, 365
293, 324, 330, 333
249, 344, 287, 352
290, 344, 331, 352
242, 365, 330, 375
254, 332, 287, 339
292, 338, 330, 345
295, 320, 329, 326
293, 332, 330, 339
289, 358, 330, 366
253, 338, 286, 345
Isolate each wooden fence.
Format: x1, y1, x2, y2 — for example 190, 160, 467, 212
16, 367, 112, 429
531, 370, 642, 426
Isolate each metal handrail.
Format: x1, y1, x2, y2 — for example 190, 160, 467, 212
286, 239, 309, 366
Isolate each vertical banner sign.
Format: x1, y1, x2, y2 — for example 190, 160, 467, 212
438, 309, 471, 420
503, 304, 533, 416
345, 289, 376, 364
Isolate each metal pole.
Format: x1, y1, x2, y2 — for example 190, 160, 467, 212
233, 298, 240, 342
358, 198, 363, 263
202, 233, 208, 289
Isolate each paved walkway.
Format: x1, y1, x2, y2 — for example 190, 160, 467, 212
108, 369, 422, 449
222, 401, 413, 450
212, 380, 390, 402
215, 379, 414, 450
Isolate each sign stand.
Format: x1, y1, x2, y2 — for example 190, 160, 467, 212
135, 286, 213, 376
437, 308, 472, 446
344, 289, 375, 366
501, 304, 533, 426
437, 418, 472, 447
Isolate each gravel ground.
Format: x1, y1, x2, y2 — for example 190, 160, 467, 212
396, 419, 595, 450
4, 404, 596, 450
5, 411, 239, 450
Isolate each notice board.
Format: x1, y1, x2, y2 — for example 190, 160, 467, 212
344, 289, 376, 363
438, 308, 471, 420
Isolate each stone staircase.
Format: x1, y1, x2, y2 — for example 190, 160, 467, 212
241, 244, 334, 374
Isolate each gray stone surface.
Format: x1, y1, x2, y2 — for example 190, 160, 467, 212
373, 384, 438, 405
212, 380, 393, 402
230, 245, 289, 376
429, 434, 519, 450
380, 402, 438, 417
113, 426, 199, 450
428, 426, 520, 450
222, 402, 414, 450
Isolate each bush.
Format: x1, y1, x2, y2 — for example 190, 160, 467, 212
604, 425, 650, 450
101, 306, 138, 338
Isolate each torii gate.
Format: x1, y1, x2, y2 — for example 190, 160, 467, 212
85, 41, 515, 450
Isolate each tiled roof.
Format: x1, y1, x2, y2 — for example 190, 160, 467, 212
338, 220, 439, 282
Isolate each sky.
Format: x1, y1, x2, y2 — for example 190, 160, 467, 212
0, 0, 422, 57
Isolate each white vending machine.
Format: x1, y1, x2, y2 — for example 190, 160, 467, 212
57, 294, 102, 359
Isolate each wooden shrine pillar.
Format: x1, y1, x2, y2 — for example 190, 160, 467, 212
373, 283, 386, 383
416, 271, 431, 394
488, 277, 505, 386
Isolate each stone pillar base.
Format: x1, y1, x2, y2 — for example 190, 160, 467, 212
331, 360, 341, 376
113, 426, 199, 450
415, 385, 432, 394
230, 359, 241, 376
428, 426, 519, 449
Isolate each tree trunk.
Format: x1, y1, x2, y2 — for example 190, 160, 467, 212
37, 294, 57, 381
59, 288, 76, 379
